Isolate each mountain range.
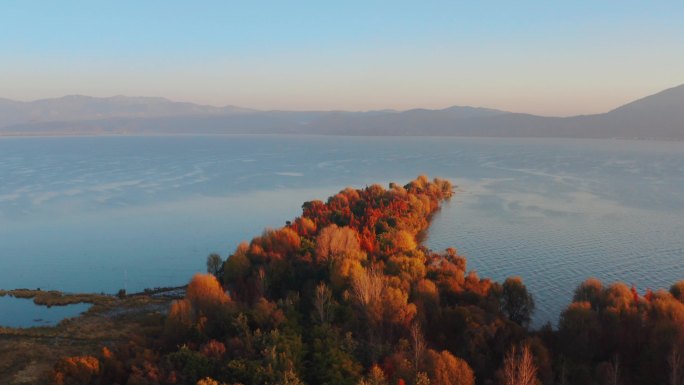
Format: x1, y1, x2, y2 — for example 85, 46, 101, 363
1, 84, 683, 139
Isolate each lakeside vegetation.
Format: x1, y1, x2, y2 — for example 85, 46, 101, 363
6, 175, 683, 384
0, 289, 116, 308
0, 292, 174, 385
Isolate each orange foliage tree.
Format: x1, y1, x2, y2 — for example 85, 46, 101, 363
52, 355, 100, 385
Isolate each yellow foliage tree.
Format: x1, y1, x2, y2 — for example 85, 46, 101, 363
316, 224, 364, 264
424, 349, 475, 385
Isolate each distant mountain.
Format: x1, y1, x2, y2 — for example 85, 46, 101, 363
1, 85, 683, 139
0, 95, 251, 128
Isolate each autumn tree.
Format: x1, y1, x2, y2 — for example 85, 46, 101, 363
415, 372, 431, 385
186, 273, 230, 311
316, 224, 367, 288
292, 216, 317, 237
572, 278, 603, 310
671, 281, 684, 302
52, 356, 100, 385
316, 225, 362, 263
424, 349, 475, 385
200, 340, 226, 360
357, 365, 389, 385
351, 267, 384, 307
379, 230, 417, 255
165, 273, 233, 341
165, 298, 194, 340
500, 344, 539, 385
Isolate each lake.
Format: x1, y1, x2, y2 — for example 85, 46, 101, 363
1, 135, 683, 327
0, 296, 91, 328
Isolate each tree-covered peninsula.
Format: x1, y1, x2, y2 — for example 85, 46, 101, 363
48, 176, 684, 385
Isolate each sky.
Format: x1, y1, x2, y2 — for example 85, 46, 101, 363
2, 1, 684, 116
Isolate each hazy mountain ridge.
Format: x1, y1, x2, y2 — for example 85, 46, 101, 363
0, 95, 251, 128
1, 84, 683, 139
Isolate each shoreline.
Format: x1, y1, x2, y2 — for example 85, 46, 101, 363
0, 132, 682, 142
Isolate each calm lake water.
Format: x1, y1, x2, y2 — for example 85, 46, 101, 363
1, 135, 683, 327
0, 296, 91, 328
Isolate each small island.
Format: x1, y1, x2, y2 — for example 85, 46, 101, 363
2, 176, 683, 385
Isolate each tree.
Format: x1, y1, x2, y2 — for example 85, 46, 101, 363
670, 346, 683, 385
187, 274, 230, 308
501, 344, 539, 385
607, 355, 620, 385
206, 253, 223, 276
308, 324, 362, 385
358, 365, 388, 385
572, 278, 603, 310
424, 349, 475, 385
316, 224, 363, 266
415, 372, 431, 385
671, 281, 684, 302
351, 267, 384, 307
200, 340, 226, 360
197, 378, 226, 385
166, 298, 194, 338
379, 230, 417, 255
52, 355, 101, 385
501, 277, 535, 327
410, 322, 427, 371
222, 243, 250, 286
314, 282, 335, 324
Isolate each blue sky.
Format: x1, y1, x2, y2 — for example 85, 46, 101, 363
2, 1, 683, 115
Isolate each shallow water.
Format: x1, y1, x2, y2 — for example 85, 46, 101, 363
0, 296, 91, 328
0, 135, 682, 327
